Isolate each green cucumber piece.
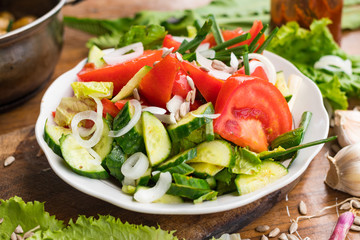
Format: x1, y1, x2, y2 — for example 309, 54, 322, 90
275, 71, 292, 102
173, 173, 210, 190
142, 111, 172, 167
205, 120, 215, 141
60, 134, 109, 179
234, 160, 288, 195
93, 119, 113, 161
136, 186, 184, 204
161, 162, 195, 175
156, 148, 197, 171
193, 191, 217, 204
88, 45, 106, 68
136, 168, 152, 186
214, 168, 235, 185
103, 143, 126, 181
190, 163, 224, 178
122, 185, 136, 195
113, 101, 145, 155
44, 119, 71, 157
187, 140, 235, 167
167, 184, 213, 200
231, 147, 261, 175
206, 177, 217, 189
167, 102, 214, 142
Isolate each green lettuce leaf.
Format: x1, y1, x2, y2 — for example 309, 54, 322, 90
0, 196, 63, 239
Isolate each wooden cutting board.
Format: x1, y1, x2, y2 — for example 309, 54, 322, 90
0, 125, 356, 239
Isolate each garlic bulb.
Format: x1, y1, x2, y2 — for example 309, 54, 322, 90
333, 109, 360, 147
325, 143, 360, 196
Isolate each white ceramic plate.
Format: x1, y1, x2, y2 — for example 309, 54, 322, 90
35, 51, 329, 215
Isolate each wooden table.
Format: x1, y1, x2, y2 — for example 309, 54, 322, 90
1, 1, 360, 239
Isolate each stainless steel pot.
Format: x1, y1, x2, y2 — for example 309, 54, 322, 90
0, 0, 80, 111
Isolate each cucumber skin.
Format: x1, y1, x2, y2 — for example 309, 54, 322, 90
167, 102, 214, 142
103, 143, 127, 182
173, 173, 210, 190
44, 129, 63, 157
167, 184, 213, 200
160, 163, 195, 176
156, 148, 197, 171
113, 102, 145, 155
93, 119, 114, 161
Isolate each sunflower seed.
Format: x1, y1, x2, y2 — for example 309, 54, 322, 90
278, 233, 288, 240
0, 218, 3, 224
23, 231, 34, 239
351, 200, 360, 209
211, 60, 227, 71
289, 222, 298, 234
162, 47, 173, 57
200, 66, 210, 72
286, 234, 299, 240
261, 235, 269, 240
185, 91, 192, 102
153, 60, 160, 66
175, 110, 181, 121
268, 228, 280, 237
351, 225, 360, 232
340, 202, 351, 210
133, 88, 140, 101
354, 216, 360, 225
175, 52, 183, 62
4, 156, 15, 167
190, 89, 196, 104
179, 102, 188, 117
11, 232, 16, 240
331, 143, 341, 153
298, 201, 307, 215
186, 76, 195, 90
255, 225, 270, 232
16, 234, 23, 240
14, 225, 23, 234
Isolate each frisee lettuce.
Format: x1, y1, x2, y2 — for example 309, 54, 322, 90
267, 19, 360, 110
0, 197, 178, 240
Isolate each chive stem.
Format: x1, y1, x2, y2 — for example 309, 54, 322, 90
209, 14, 224, 46
248, 24, 268, 53
210, 32, 250, 51
256, 27, 279, 53
243, 52, 250, 75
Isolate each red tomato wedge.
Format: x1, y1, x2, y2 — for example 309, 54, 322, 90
182, 60, 223, 105
202, 20, 265, 51
139, 54, 180, 108
235, 60, 269, 81
162, 34, 182, 52
77, 50, 162, 95
172, 69, 192, 99
214, 79, 292, 152
101, 98, 120, 118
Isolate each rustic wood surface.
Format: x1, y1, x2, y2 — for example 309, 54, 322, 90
0, 0, 360, 239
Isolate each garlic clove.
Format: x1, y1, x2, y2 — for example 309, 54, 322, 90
325, 143, 360, 196
334, 110, 360, 148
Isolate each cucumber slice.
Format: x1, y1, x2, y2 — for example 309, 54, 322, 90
275, 71, 292, 102
234, 160, 288, 195
156, 148, 197, 171
93, 119, 113, 160
136, 168, 152, 186
44, 119, 71, 157
167, 102, 214, 142
167, 184, 214, 200
205, 120, 215, 141
113, 101, 145, 155
112, 66, 152, 102
142, 111, 172, 167
60, 134, 109, 179
88, 45, 106, 68
136, 186, 184, 204
193, 191, 217, 204
190, 163, 224, 178
103, 143, 126, 181
173, 173, 210, 190
161, 162, 194, 175
187, 140, 235, 167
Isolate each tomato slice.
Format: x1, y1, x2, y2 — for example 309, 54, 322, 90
182, 61, 223, 105
77, 50, 163, 95
139, 54, 180, 108
214, 79, 292, 152
101, 98, 120, 118
235, 60, 269, 81
202, 20, 265, 51
172, 69, 192, 99
162, 34, 182, 52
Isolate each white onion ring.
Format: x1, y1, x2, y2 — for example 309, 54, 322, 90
166, 95, 183, 113
142, 106, 167, 115
171, 36, 193, 43
196, 43, 210, 52
78, 125, 96, 138
247, 53, 277, 84
134, 172, 172, 203
191, 113, 221, 119
196, 51, 231, 80
249, 60, 265, 75
121, 152, 149, 180
109, 99, 141, 138
103, 42, 144, 65
314, 55, 352, 76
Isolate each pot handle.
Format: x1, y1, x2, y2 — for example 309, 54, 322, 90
65, 0, 84, 5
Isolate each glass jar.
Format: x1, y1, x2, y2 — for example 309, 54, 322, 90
270, 0, 343, 44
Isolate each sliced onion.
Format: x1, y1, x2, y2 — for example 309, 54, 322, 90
103, 42, 144, 65
191, 113, 221, 119
109, 99, 141, 138
133, 172, 172, 203
171, 36, 193, 44
314, 55, 352, 76
78, 125, 96, 138
121, 152, 149, 180
196, 51, 231, 80
152, 170, 160, 176
154, 113, 177, 125
199, 49, 215, 59
249, 60, 265, 75
248, 53, 277, 84
142, 106, 167, 115
166, 95, 183, 113
230, 52, 239, 71
196, 43, 210, 52
122, 176, 136, 187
